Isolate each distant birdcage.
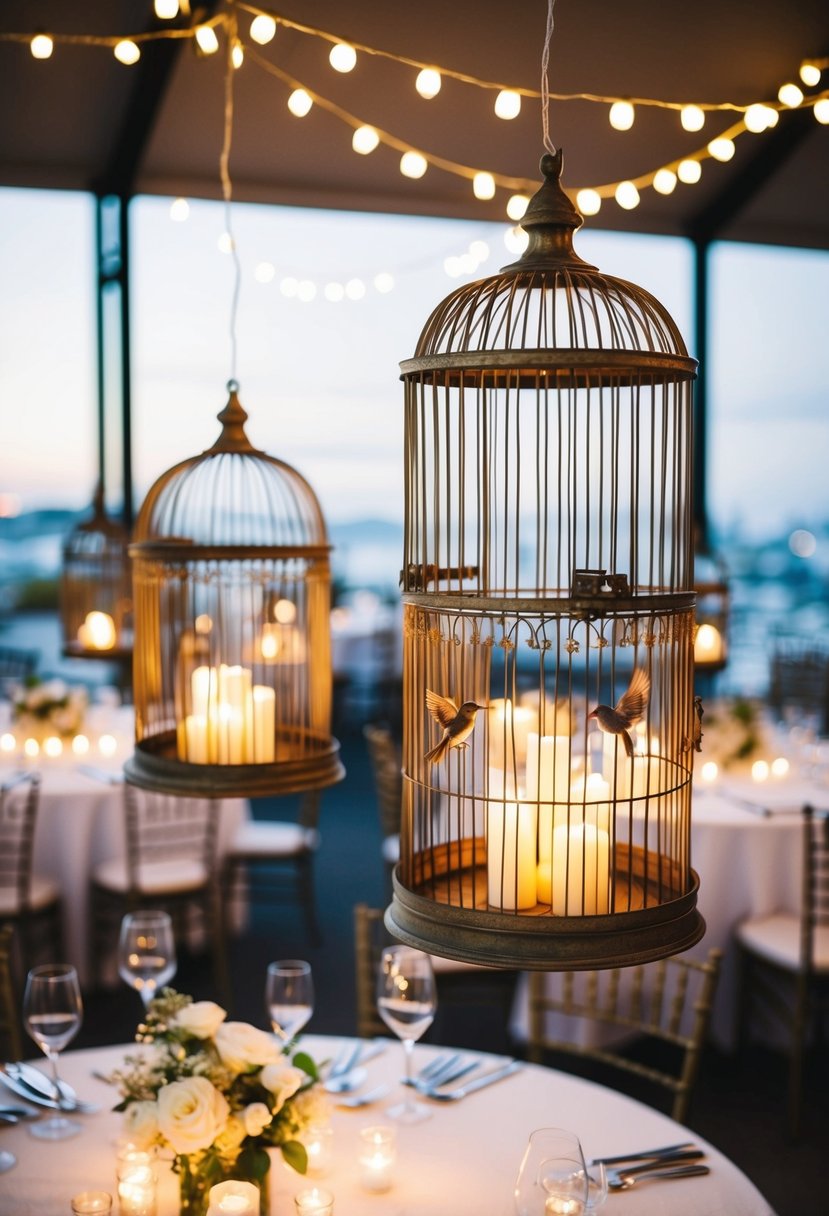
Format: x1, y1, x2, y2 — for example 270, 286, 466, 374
60, 484, 132, 661
125, 384, 344, 798
386, 152, 704, 969
694, 542, 729, 674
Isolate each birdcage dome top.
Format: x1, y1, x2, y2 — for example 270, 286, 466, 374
132, 386, 329, 550
407, 152, 693, 369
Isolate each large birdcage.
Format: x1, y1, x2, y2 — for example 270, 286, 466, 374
125, 384, 344, 798
60, 484, 132, 661
386, 152, 705, 969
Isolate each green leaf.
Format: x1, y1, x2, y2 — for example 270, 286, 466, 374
237, 1145, 271, 1182
292, 1051, 318, 1080
281, 1139, 308, 1175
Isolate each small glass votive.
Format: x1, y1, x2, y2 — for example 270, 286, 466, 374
294, 1186, 335, 1215
116, 1161, 157, 1216
302, 1123, 334, 1177
70, 1194, 113, 1215
206, 1179, 261, 1214
358, 1124, 396, 1193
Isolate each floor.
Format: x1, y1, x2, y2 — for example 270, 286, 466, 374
63, 712, 828, 1216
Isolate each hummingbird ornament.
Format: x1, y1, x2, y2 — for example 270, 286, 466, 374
588, 668, 651, 759
424, 689, 486, 764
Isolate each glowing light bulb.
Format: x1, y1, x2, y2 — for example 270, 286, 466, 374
249, 14, 276, 45
280, 277, 298, 298
814, 98, 829, 124
231, 41, 244, 70
254, 261, 275, 283
677, 158, 701, 184
494, 89, 521, 120
30, 33, 54, 59
170, 197, 190, 221
416, 68, 441, 99
473, 171, 496, 200
444, 256, 462, 277
324, 282, 345, 302
576, 188, 601, 216
114, 40, 140, 65
744, 103, 775, 132
400, 151, 428, 179
469, 239, 490, 264
778, 82, 804, 108
352, 125, 379, 154
274, 599, 296, 625
614, 180, 640, 209
707, 137, 735, 162
373, 272, 394, 293
195, 25, 220, 55
297, 280, 317, 302
800, 61, 821, 87
609, 100, 635, 130
345, 278, 365, 300
287, 89, 313, 117
329, 42, 356, 73
504, 225, 529, 255
652, 168, 677, 194
154, 0, 179, 18
506, 194, 529, 221
680, 104, 705, 131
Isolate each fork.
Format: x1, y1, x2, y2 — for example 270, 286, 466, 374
607, 1163, 710, 1190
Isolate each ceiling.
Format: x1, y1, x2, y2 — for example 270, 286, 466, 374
1, 0, 828, 249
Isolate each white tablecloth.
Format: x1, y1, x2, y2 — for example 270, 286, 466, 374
0, 1037, 775, 1215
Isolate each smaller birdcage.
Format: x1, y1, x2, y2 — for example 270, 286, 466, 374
60, 484, 132, 660
125, 384, 344, 798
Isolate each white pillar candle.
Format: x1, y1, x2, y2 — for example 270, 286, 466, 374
206, 1180, 260, 1215
538, 823, 610, 915
252, 685, 276, 763
486, 799, 538, 909
526, 733, 572, 860
488, 699, 537, 769
358, 1124, 396, 1192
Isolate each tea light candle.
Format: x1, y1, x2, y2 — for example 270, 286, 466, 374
544, 1197, 584, 1215
303, 1123, 334, 1177
78, 610, 117, 650
71, 1193, 113, 1215
98, 733, 118, 757
700, 760, 718, 783
116, 1162, 156, 1216
771, 756, 790, 778
294, 1187, 334, 1215
206, 1180, 260, 1215
72, 733, 91, 755
751, 759, 770, 782
358, 1124, 396, 1192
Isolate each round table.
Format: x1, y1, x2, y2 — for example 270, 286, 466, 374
0, 1037, 775, 1215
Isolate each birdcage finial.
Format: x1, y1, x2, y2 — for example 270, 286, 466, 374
502, 148, 596, 273
208, 380, 260, 455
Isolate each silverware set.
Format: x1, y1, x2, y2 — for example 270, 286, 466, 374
0, 1062, 101, 1114
326, 1042, 523, 1108
591, 1143, 710, 1190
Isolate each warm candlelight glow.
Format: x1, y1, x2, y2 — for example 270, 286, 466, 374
538, 823, 610, 915
700, 760, 718, 782
294, 1187, 334, 1215
694, 622, 724, 665
751, 760, 769, 782
487, 799, 538, 909
72, 733, 90, 755
78, 610, 116, 650
0, 733, 15, 753
43, 735, 63, 757
771, 756, 790, 777
359, 1124, 396, 1192
24, 737, 40, 758
182, 664, 275, 764
206, 1179, 260, 1215
98, 733, 118, 757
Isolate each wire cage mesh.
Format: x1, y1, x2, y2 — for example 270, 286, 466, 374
387, 152, 705, 969
60, 484, 132, 660
125, 385, 344, 797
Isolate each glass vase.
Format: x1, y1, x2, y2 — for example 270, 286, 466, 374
177, 1152, 268, 1216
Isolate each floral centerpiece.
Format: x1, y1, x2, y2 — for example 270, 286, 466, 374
106, 989, 326, 1216
11, 676, 87, 741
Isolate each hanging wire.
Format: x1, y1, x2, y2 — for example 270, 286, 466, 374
220, 8, 243, 385
540, 0, 557, 155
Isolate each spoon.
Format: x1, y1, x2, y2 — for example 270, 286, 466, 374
0, 1150, 16, 1174
334, 1084, 390, 1109
608, 1164, 710, 1190
324, 1066, 367, 1094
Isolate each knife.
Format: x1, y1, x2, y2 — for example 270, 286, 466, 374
591, 1141, 696, 1166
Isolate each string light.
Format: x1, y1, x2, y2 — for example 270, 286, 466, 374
677, 158, 701, 184
329, 42, 357, 73
169, 197, 190, 221
415, 67, 441, 99
652, 168, 677, 194
254, 261, 275, 283
494, 89, 521, 119
195, 24, 220, 55
815, 98, 829, 123
680, 104, 705, 131
615, 180, 640, 209
352, 124, 379, 154
280, 276, 298, 297
506, 194, 529, 220
400, 151, 427, 179
324, 282, 345, 302
154, 0, 179, 18
744, 103, 777, 132
30, 33, 53, 59
231, 41, 244, 70
707, 136, 735, 161
777, 82, 804, 108
345, 278, 366, 299
504, 226, 528, 255
287, 88, 312, 116
800, 61, 822, 87
373, 272, 394, 293
114, 39, 140, 65
576, 188, 601, 215
297, 280, 317, 302
249, 14, 277, 45
609, 100, 635, 130
472, 171, 496, 200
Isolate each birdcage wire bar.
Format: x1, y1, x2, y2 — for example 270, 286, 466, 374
387, 152, 704, 969
126, 387, 344, 798
60, 485, 132, 660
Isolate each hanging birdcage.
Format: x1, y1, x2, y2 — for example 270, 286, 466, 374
125, 384, 344, 798
386, 152, 705, 969
60, 483, 132, 660
693, 543, 729, 674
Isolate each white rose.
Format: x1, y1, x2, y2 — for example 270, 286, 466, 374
157, 1077, 229, 1155
242, 1102, 273, 1137
171, 1001, 227, 1039
123, 1100, 159, 1149
259, 1063, 305, 1112
214, 1022, 282, 1073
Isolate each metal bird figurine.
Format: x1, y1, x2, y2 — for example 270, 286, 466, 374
588, 668, 651, 759
424, 690, 486, 764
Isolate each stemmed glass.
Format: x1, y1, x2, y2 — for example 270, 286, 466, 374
117, 911, 177, 1012
266, 960, 314, 1042
514, 1127, 591, 1215
22, 963, 84, 1140
376, 945, 436, 1124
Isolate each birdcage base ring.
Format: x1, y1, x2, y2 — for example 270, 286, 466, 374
386, 864, 704, 971
125, 730, 345, 797
62, 642, 133, 662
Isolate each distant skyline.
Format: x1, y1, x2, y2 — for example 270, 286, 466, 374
2, 187, 828, 544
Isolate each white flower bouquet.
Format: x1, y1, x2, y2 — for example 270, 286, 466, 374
11, 676, 88, 739
107, 989, 325, 1216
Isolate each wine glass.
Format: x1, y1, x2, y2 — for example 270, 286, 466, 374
376, 945, 436, 1124
22, 963, 84, 1140
514, 1127, 590, 1215
266, 960, 314, 1042
117, 911, 177, 1011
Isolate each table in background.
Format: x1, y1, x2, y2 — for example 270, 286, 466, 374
1, 1037, 775, 1215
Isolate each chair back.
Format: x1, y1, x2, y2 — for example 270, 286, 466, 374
363, 723, 402, 840
0, 772, 41, 914
354, 902, 394, 1038
123, 782, 219, 895
768, 641, 829, 734
527, 949, 722, 1124
0, 646, 39, 688
0, 925, 22, 1061
803, 805, 829, 974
